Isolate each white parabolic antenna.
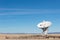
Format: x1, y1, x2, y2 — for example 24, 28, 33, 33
37, 20, 52, 35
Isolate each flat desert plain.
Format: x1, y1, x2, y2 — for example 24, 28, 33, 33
0, 34, 60, 40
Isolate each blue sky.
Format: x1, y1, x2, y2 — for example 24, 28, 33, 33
0, 0, 60, 33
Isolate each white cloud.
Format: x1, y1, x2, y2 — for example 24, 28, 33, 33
0, 8, 60, 15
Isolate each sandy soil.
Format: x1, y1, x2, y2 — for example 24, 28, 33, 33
0, 34, 60, 40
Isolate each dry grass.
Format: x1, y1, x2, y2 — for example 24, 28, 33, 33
0, 34, 60, 40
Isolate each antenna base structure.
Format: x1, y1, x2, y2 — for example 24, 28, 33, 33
41, 27, 48, 35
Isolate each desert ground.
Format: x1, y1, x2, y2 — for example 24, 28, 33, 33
0, 34, 60, 40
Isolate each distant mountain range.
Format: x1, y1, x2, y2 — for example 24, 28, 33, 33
0, 32, 60, 34
48, 32, 60, 34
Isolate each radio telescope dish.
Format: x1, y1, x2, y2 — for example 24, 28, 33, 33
37, 20, 52, 35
